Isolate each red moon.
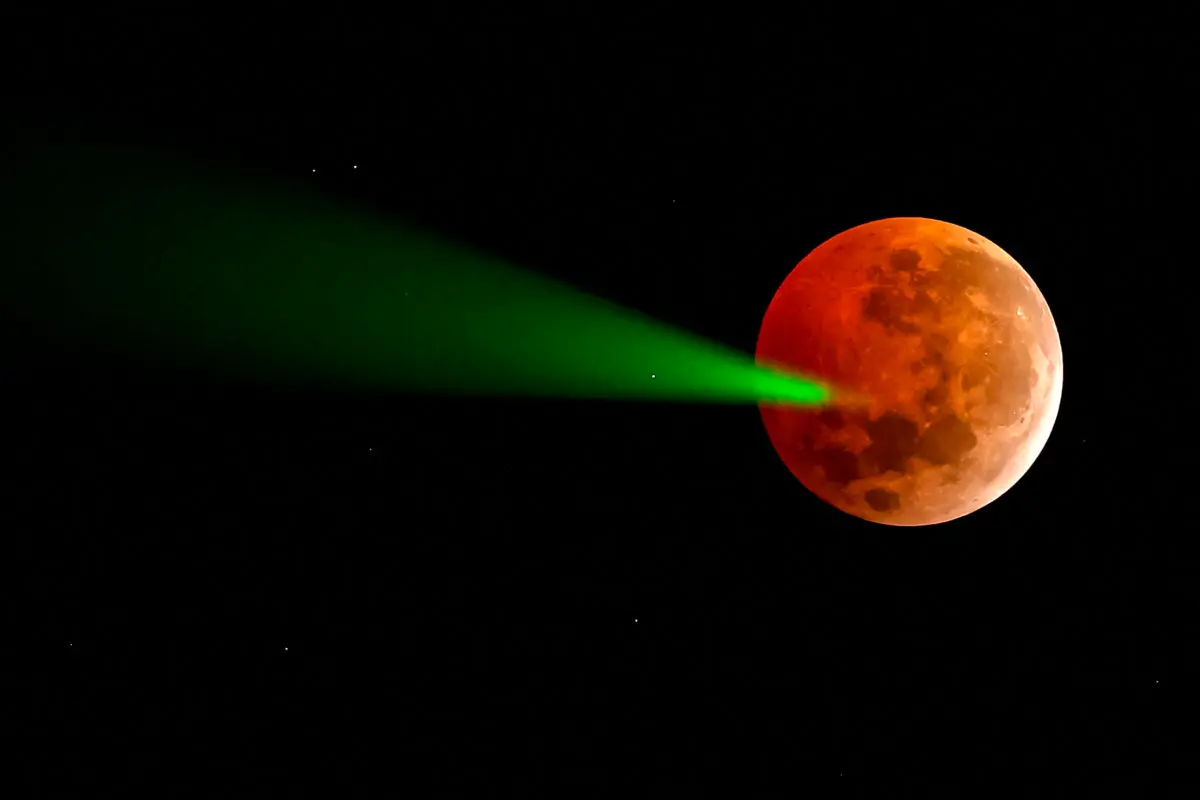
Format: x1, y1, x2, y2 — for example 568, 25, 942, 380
757, 218, 1063, 526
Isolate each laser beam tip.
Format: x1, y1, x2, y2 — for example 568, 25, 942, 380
832, 387, 872, 408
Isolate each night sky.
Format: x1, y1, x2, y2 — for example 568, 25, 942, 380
7, 10, 1196, 791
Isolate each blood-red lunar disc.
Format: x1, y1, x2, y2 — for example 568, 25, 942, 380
757, 218, 1063, 526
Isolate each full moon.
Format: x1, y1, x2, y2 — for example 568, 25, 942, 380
757, 218, 1063, 526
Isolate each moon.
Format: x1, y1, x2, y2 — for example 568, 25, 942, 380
756, 218, 1063, 526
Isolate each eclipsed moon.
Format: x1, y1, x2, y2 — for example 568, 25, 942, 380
757, 218, 1063, 526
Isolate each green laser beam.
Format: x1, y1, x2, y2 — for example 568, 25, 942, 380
4, 137, 834, 406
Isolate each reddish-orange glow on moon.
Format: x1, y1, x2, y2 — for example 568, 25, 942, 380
757, 218, 1063, 526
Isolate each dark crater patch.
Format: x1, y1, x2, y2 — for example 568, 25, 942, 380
911, 270, 936, 288
863, 412, 919, 472
933, 249, 979, 291
961, 362, 991, 392
862, 288, 898, 327
923, 382, 949, 407
818, 409, 846, 430
911, 290, 940, 320
818, 447, 860, 485
913, 347, 946, 373
926, 332, 951, 354
865, 488, 901, 512
863, 286, 936, 334
917, 414, 978, 466
862, 288, 921, 333
890, 249, 921, 271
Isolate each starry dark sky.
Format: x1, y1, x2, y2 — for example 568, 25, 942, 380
6, 9, 1196, 791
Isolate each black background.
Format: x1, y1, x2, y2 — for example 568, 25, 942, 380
6, 9, 1196, 791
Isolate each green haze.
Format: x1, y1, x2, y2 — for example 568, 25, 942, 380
3, 136, 832, 406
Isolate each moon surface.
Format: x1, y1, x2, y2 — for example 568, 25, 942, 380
757, 218, 1063, 526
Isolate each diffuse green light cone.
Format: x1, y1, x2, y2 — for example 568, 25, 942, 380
5, 139, 835, 407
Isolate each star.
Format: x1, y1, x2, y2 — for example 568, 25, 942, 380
651, 374, 656, 379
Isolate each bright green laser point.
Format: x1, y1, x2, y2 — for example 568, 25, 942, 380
5, 136, 839, 408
